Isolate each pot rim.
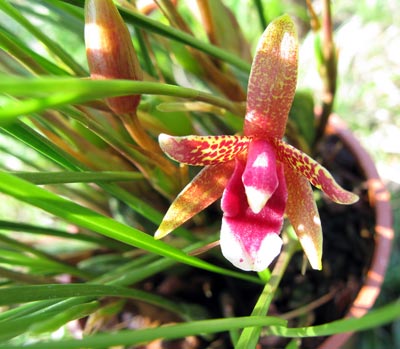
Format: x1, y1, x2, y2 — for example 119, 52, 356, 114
318, 115, 394, 349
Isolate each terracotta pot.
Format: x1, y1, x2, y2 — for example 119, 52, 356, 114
318, 115, 394, 349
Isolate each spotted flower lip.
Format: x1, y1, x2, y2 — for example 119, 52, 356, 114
155, 15, 359, 272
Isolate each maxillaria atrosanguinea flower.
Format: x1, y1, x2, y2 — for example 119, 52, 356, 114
155, 15, 358, 272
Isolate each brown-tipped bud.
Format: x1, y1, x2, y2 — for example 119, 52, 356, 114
85, 0, 143, 114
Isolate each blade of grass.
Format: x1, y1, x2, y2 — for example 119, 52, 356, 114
13, 170, 143, 184
0, 142, 43, 171
1, 121, 82, 170
41, 0, 85, 27
0, 220, 129, 251
0, 26, 71, 76
0, 233, 92, 279
0, 284, 193, 320
0, 316, 286, 349
0, 265, 54, 284
0, 250, 90, 279
0, 76, 239, 122
0, 305, 76, 341
254, 0, 268, 30
28, 301, 100, 334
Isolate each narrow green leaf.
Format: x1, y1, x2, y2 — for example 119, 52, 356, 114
0, 26, 70, 76
0, 265, 54, 285
1, 121, 82, 170
254, 0, 268, 30
0, 233, 92, 279
13, 171, 143, 184
0, 284, 189, 319
0, 220, 128, 250
0, 298, 59, 322
41, 0, 84, 24
0, 76, 238, 122
0, 316, 286, 349
0, 250, 89, 279
0, 306, 66, 341
29, 301, 100, 334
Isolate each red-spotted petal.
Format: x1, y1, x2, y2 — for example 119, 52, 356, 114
155, 161, 235, 239
284, 164, 322, 270
158, 134, 250, 166
274, 139, 359, 204
220, 159, 287, 271
242, 140, 278, 214
244, 15, 298, 139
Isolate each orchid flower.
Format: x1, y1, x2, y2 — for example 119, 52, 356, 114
154, 15, 358, 272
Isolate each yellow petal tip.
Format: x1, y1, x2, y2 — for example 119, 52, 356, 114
298, 233, 322, 271
348, 193, 359, 205
335, 191, 359, 205
154, 228, 170, 240
311, 259, 323, 271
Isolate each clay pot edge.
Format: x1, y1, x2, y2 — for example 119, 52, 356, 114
318, 114, 394, 349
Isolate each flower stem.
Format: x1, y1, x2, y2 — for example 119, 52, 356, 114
235, 232, 299, 348
254, 0, 267, 30
120, 112, 178, 176
120, 112, 159, 152
314, 0, 337, 145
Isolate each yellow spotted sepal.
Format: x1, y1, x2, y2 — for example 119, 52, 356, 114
244, 14, 298, 139
274, 138, 359, 204
155, 162, 235, 239
284, 164, 323, 270
159, 134, 251, 166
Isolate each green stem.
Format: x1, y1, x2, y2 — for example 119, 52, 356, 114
236, 233, 299, 348
314, 0, 337, 145
254, 0, 267, 30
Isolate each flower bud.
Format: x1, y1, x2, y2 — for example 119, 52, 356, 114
85, 0, 143, 114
